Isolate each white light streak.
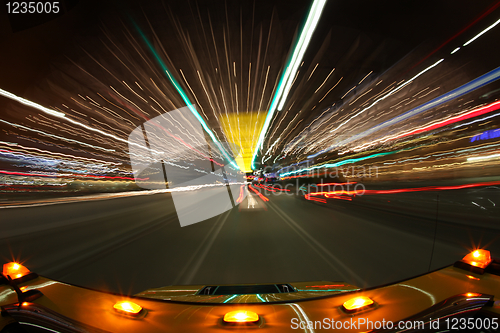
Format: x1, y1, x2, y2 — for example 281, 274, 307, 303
467, 153, 500, 162
329, 59, 444, 133
463, 17, 500, 46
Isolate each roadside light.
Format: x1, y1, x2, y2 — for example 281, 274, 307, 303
342, 296, 374, 313
2, 262, 30, 280
462, 249, 491, 269
113, 301, 143, 316
223, 310, 259, 323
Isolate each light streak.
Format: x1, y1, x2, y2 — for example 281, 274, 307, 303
252, 0, 327, 169
222, 295, 238, 303
309, 64, 500, 159
307, 63, 319, 81
0, 119, 115, 152
280, 151, 396, 178
133, 23, 238, 169
276, 0, 327, 111
341, 85, 356, 99
0, 141, 120, 165
0, 169, 144, 181
467, 153, 500, 161
249, 185, 269, 201
374, 100, 500, 145
463, 16, 500, 46
328, 59, 444, 134
470, 128, 500, 142
0, 88, 155, 154
314, 68, 335, 93
306, 181, 500, 200
358, 71, 373, 84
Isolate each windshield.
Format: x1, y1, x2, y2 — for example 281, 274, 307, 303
1, 0, 499, 297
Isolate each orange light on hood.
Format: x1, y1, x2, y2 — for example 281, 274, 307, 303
462, 249, 491, 269
3, 262, 30, 280
342, 296, 374, 312
113, 301, 142, 316
223, 310, 259, 323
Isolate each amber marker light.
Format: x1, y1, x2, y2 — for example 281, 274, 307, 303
113, 301, 142, 316
2, 262, 30, 280
342, 296, 375, 313
465, 293, 481, 297
223, 310, 259, 323
462, 249, 492, 269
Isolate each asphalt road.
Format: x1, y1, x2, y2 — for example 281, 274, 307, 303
1, 185, 499, 295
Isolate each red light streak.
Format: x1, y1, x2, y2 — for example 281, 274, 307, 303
304, 194, 326, 203
236, 185, 245, 203
305, 180, 500, 200
249, 185, 269, 201
392, 100, 500, 141
254, 183, 290, 192
324, 194, 353, 201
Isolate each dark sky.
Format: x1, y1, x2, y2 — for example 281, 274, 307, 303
1, 0, 496, 97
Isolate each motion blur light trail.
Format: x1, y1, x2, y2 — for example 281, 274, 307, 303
353, 99, 500, 152
249, 184, 269, 202
305, 181, 500, 200
254, 183, 290, 192
467, 152, 500, 162
252, 0, 327, 169
0, 169, 142, 181
470, 128, 500, 142
132, 23, 238, 169
409, 0, 500, 70
0, 89, 223, 169
280, 151, 398, 178
309, 65, 500, 159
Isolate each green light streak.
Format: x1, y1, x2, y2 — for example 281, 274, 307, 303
133, 23, 239, 169
251, 0, 327, 170
280, 150, 399, 177
276, 0, 326, 111
223, 295, 238, 303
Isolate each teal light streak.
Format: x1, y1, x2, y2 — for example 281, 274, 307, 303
133, 22, 238, 169
276, 0, 326, 111
256, 294, 266, 302
280, 150, 398, 177
251, 0, 327, 170
223, 295, 238, 303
